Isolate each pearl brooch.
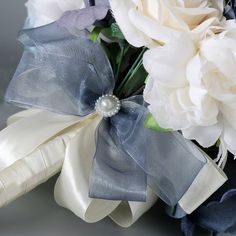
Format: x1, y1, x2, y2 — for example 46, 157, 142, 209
95, 94, 121, 117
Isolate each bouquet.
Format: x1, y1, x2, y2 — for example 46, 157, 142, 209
1, 0, 236, 235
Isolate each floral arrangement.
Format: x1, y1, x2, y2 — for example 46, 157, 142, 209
1, 0, 236, 235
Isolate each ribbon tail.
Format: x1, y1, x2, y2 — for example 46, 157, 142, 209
109, 187, 158, 228
108, 97, 227, 213
178, 147, 227, 214
89, 118, 147, 202
0, 109, 95, 207
54, 114, 120, 223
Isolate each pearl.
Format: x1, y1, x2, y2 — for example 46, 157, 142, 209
101, 98, 115, 111
95, 94, 121, 117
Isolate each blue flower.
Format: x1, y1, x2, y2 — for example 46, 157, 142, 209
181, 157, 236, 235
224, 0, 236, 19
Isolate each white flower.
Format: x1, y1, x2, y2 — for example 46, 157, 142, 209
109, 0, 224, 48
25, 0, 84, 27
144, 22, 236, 155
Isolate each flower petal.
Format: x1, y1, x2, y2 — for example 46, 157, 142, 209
129, 7, 181, 45
182, 123, 222, 148
143, 36, 196, 87
109, 0, 152, 47
222, 120, 236, 155
25, 0, 84, 27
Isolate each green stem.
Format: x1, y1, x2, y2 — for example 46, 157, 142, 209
115, 45, 124, 80
117, 60, 143, 97
115, 43, 130, 81
115, 47, 146, 96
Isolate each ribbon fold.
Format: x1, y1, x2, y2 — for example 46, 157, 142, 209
0, 17, 228, 224
2, 109, 158, 226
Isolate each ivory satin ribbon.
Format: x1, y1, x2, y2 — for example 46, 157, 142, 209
0, 109, 158, 226
0, 109, 95, 206
0, 109, 227, 225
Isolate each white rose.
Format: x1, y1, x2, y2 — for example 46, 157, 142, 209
144, 22, 236, 155
25, 0, 84, 27
109, 0, 224, 47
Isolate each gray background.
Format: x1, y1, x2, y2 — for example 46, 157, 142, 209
0, 1, 232, 236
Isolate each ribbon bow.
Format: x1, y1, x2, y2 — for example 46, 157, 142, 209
1, 18, 227, 223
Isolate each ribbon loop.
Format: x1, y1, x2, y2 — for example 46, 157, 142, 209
5, 22, 115, 116
54, 114, 121, 223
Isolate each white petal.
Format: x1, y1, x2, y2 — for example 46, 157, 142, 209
221, 104, 236, 130
203, 64, 236, 103
143, 36, 196, 87
129, 8, 181, 45
182, 123, 222, 147
201, 37, 236, 79
144, 77, 190, 130
138, 0, 161, 21
109, 0, 151, 47
222, 120, 236, 155
176, 87, 195, 111
25, 0, 84, 27
174, 7, 219, 30
186, 54, 202, 87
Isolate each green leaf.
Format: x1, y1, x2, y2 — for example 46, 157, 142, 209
110, 23, 125, 39
102, 23, 125, 41
90, 27, 103, 42
216, 139, 221, 147
144, 114, 172, 132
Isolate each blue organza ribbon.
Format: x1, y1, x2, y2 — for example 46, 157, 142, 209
5, 19, 208, 206
58, 0, 110, 31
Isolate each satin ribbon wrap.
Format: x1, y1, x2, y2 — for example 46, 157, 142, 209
1, 20, 227, 223
0, 109, 93, 206
2, 110, 157, 226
